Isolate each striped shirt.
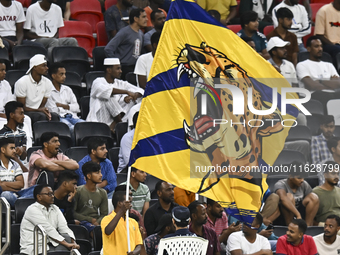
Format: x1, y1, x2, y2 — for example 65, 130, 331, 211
0, 125, 27, 148
311, 134, 333, 165
205, 211, 229, 237
0, 159, 22, 182
120, 181, 151, 214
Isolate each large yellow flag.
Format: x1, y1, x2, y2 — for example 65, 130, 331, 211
130, 0, 299, 223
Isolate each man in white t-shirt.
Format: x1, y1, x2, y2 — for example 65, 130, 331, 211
227, 213, 272, 255
313, 215, 340, 255
134, 31, 160, 89
23, 0, 78, 58
296, 35, 340, 111
14, 54, 59, 124
0, 0, 43, 50
272, 0, 311, 52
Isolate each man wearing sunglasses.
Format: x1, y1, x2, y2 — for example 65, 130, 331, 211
227, 213, 272, 255
20, 184, 80, 255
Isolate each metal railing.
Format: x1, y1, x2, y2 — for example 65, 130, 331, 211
0, 197, 11, 255
71, 249, 81, 255
34, 224, 47, 255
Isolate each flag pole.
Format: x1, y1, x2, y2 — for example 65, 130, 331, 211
126, 166, 131, 252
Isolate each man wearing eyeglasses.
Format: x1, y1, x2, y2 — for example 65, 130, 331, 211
226, 213, 272, 255
20, 184, 80, 255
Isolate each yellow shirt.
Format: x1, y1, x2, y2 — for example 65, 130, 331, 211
101, 211, 143, 255
315, 3, 340, 44
196, 0, 237, 20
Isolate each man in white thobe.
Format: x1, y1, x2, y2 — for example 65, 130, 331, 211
87, 58, 143, 132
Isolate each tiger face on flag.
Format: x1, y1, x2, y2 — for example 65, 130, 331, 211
130, 0, 301, 223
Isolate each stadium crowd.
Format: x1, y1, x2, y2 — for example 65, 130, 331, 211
0, 0, 340, 254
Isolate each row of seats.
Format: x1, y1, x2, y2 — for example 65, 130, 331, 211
27, 120, 129, 151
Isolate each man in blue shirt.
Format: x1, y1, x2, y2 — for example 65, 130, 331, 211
237, 11, 270, 60
75, 137, 117, 198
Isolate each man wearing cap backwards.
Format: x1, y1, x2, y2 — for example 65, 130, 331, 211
163, 206, 196, 238
267, 37, 298, 87
188, 200, 221, 255
15, 54, 59, 124
87, 58, 144, 132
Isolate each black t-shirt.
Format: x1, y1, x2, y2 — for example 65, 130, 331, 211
54, 194, 76, 224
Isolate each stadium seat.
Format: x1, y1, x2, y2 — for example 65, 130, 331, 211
0, 47, 10, 69
59, 21, 96, 57
27, 146, 41, 161
12, 45, 47, 70
305, 176, 319, 188
116, 173, 127, 185
304, 99, 324, 115
273, 225, 288, 237
298, 51, 332, 63
336, 52, 340, 74
20, 0, 32, 7
33, 121, 73, 151
65, 146, 88, 162
52, 47, 90, 79
68, 224, 90, 241
266, 175, 288, 192
85, 71, 105, 95
273, 149, 306, 167
92, 46, 106, 71
327, 99, 340, 125
15, 198, 35, 223
64, 71, 83, 101
305, 226, 324, 236
79, 96, 90, 120
93, 226, 102, 251
115, 122, 128, 147
285, 125, 312, 143
105, 0, 117, 10
311, 3, 324, 22
310, 0, 331, 3
96, 21, 108, 46
145, 174, 162, 193
149, 199, 158, 207
263, 25, 274, 36
89, 252, 101, 255
74, 122, 114, 148
306, 114, 323, 136
334, 126, 340, 137
303, 26, 315, 48
70, 0, 104, 33
109, 147, 120, 172
6, 70, 26, 93
227, 25, 241, 33
11, 223, 20, 255
126, 72, 137, 86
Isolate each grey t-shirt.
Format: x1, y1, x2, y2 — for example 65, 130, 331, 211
104, 25, 143, 66
143, 28, 156, 47
274, 179, 312, 207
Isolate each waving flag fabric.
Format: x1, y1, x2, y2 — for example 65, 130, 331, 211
130, 0, 299, 223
